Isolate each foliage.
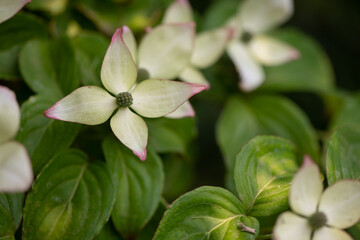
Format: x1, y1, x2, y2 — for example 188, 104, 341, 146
0, 0, 359, 239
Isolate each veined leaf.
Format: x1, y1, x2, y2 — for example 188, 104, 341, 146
102, 137, 164, 239
0, 45, 21, 80
19, 37, 78, 100
330, 93, 360, 128
137, 200, 167, 240
154, 186, 259, 240
72, 31, 109, 87
216, 94, 318, 187
16, 96, 81, 174
94, 220, 124, 240
22, 149, 115, 240
234, 136, 298, 216
0, 13, 49, 51
326, 124, 360, 185
0, 194, 24, 239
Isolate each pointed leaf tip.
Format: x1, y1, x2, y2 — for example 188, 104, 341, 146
134, 149, 147, 161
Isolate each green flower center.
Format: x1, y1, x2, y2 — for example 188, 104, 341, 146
241, 31, 253, 43
308, 212, 327, 230
116, 92, 133, 107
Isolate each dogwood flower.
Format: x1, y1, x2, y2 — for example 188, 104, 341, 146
162, 0, 233, 89
44, 27, 205, 161
0, 0, 30, 23
227, 0, 300, 91
273, 156, 360, 240
0, 86, 33, 192
125, 21, 199, 119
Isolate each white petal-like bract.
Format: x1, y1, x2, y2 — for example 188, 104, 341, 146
138, 23, 195, 79
44, 86, 118, 125
0, 141, 33, 192
110, 108, 148, 161
0, 0, 30, 24
131, 79, 205, 118
179, 66, 210, 89
289, 156, 323, 217
122, 25, 138, 64
0, 86, 20, 144
165, 101, 195, 119
273, 212, 311, 240
191, 28, 232, 69
240, 0, 293, 33
101, 27, 138, 95
313, 227, 353, 240
162, 0, 193, 24
318, 180, 360, 229
249, 35, 300, 66
227, 41, 265, 91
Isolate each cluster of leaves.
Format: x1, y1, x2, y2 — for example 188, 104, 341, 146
1, 0, 360, 240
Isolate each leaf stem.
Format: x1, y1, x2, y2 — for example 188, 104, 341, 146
238, 222, 256, 234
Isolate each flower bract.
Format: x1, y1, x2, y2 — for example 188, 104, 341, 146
0, 0, 30, 23
44, 26, 206, 161
273, 156, 360, 240
0, 86, 33, 192
227, 0, 300, 91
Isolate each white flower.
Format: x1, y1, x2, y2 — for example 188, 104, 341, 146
0, 0, 30, 24
44, 26, 205, 161
227, 0, 300, 91
162, 0, 233, 89
273, 156, 360, 240
0, 86, 33, 192
161, 0, 233, 118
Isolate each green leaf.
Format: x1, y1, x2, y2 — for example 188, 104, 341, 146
148, 122, 186, 154
162, 154, 195, 201
260, 28, 334, 92
0, 13, 49, 51
16, 95, 81, 174
26, 0, 67, 14
19, 37, 78, 100
0, 45, 21, 80
0, 193, 24, 238
234, 136, 298, 216
216, 95, 259, 171
72, 31, 109, 87
326, 124, 360, 185
137, 200, 167, 240
216, 94, 318, 176
22, 149, 115, 240
153, 186, 259, 240
330, 93, 360, 128
94, 221, 124, 240
147, 117, 197, 154
102, 137, 164, 239
201, 0, 241, 31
